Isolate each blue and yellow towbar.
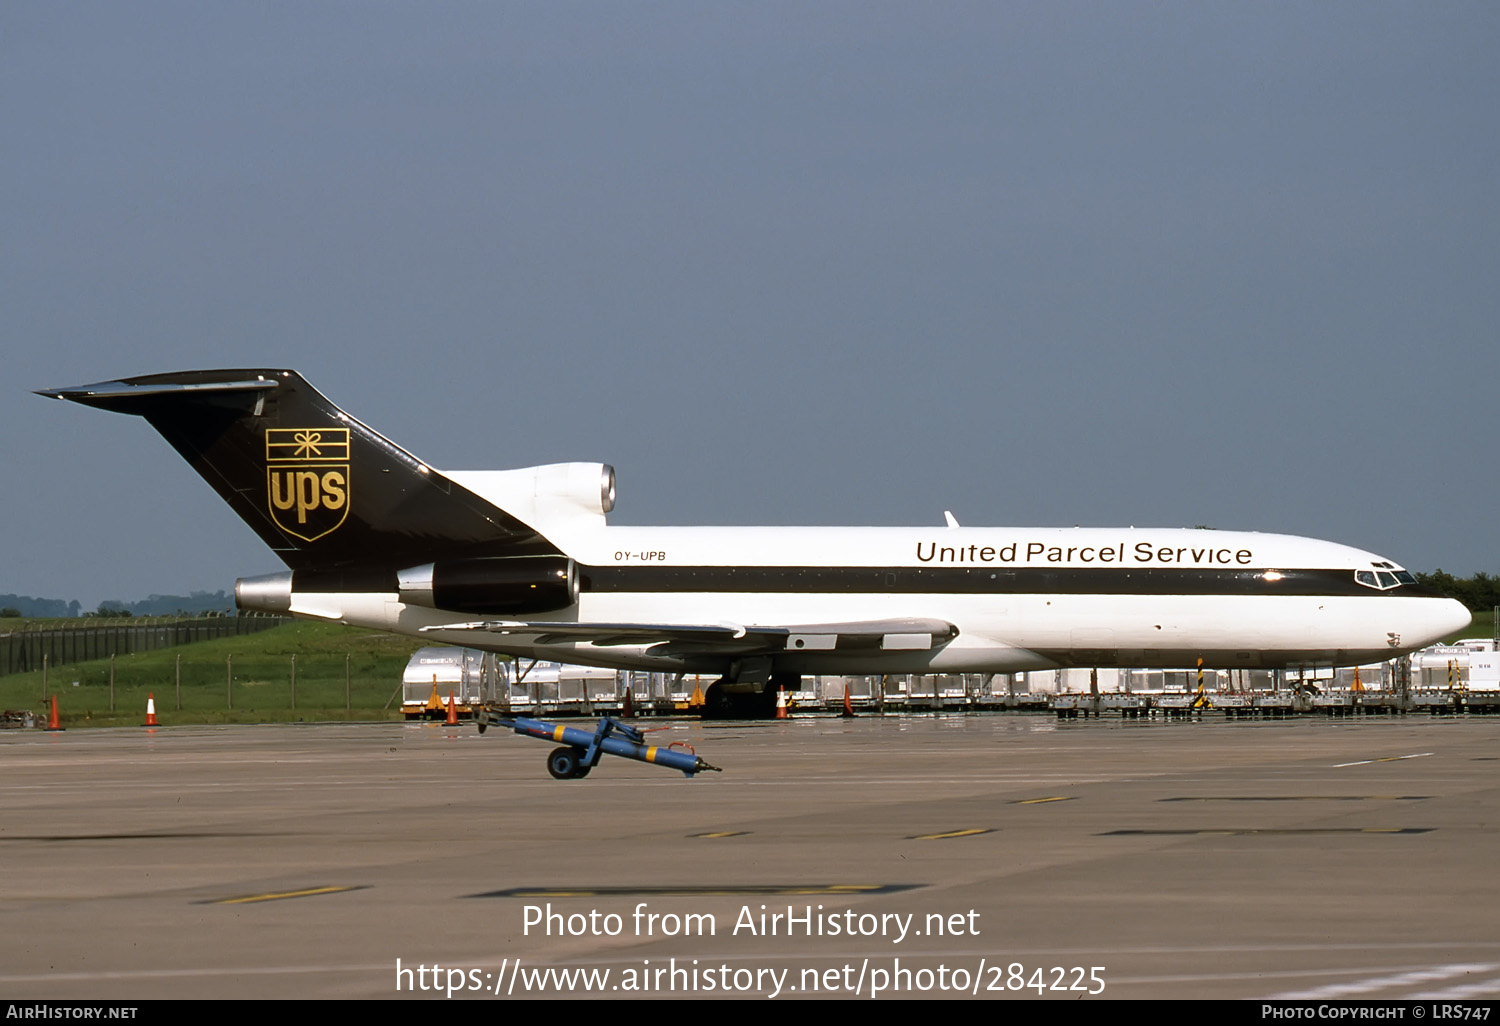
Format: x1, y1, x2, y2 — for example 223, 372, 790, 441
475, 711, 722, 779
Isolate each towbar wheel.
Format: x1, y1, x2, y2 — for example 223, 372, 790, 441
546, 746, 586, 780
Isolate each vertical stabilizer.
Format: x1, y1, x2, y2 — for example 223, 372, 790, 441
37, 369, 559, 572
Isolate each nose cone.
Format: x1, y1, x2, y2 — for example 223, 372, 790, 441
1438, 598, 1473, 640
1409, 598, 1472, 650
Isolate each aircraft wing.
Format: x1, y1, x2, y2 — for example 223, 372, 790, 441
421, 617, 959, 653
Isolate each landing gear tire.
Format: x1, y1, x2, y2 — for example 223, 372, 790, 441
701, 681, 783, 720
702, 681, 734, 720
547, 746, 585, 779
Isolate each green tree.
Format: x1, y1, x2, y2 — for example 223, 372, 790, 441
1415, 570, 1500, 612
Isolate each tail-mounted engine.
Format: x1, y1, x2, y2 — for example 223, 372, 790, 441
397, 556, 579, 615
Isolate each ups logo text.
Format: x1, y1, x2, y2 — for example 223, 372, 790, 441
265, 428, 351, 542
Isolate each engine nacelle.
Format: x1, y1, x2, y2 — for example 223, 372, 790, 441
443, 463, 616, 534
397, 556, 579, 615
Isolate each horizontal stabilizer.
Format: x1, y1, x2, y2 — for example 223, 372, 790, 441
36, 376, 280, 412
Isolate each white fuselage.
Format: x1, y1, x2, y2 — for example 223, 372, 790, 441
306, 525, 1471, 675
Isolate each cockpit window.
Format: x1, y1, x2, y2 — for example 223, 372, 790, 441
1356, 568, 1409, 591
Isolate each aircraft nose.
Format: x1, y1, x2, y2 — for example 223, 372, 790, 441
1408, 598, 1472, 649
1438, 598, 1473, 639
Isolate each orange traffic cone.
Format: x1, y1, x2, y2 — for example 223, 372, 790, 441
45, 695, 64, 732
621, 687, 635, 719
143, 692, 160, 727
775, 685, 788, 719
445, 690, 458, 725
841, 683, 855, 718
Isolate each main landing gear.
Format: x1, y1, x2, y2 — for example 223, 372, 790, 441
701, 672, 800, 720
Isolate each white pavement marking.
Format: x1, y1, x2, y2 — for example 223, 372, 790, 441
1332, 752, 1433, 768
1272, 962, 1498, 998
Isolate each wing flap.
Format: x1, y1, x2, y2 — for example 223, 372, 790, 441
421, 617, 959, 653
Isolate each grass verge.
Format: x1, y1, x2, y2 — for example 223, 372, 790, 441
0, 620, 429, 728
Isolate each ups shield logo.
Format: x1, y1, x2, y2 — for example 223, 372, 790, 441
265, 428, 350, 542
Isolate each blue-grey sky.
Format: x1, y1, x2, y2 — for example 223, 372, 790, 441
5, 2, 1497, 606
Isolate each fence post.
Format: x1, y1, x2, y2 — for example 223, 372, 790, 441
42, 653, 49, 701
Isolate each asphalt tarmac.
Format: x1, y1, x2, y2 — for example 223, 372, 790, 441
2, 713, 1497, 1000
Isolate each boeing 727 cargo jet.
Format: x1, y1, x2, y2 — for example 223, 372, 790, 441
39, 369, 1470, 716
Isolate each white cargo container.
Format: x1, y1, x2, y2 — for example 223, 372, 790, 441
402, 647, 506, 719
